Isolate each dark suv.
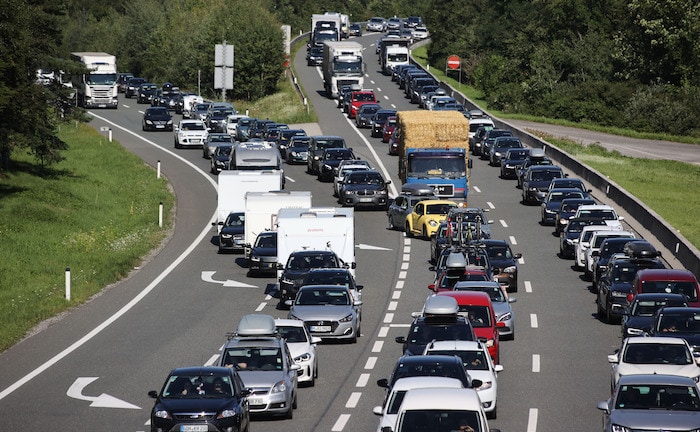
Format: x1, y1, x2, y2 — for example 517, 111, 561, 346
278, 250, 346, 308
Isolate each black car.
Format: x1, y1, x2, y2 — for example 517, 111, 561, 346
597, 243, 666, 323
116, 72, 134, 93
559, 217, 608, 258
430, 221, 476, 264
306, 46, 323, 66
317, 148, 356, 182
370, 109, 397, 137
521, 165, 566, 204
278, 250, 346, 308
478, 129, 512, 159
286, 136, 311, 164
489, 136, 523, 167
646, 307, 700, 350
142, 107, 173, 131
540, 188, 589, 225
210, 144, 233, 174
621, 293, 689, 338
355, 103, 382, 128
500, 148, 530, 179
124, 77, 146, 98
235, 117, 256, 141
136, 83, 158, 104
206, 108, 234, 133
217, 212, 245, 253
148, 366, 250, 432
247, 231, 277, 277
480, 239, 522, 293
376, 355, 476, 391
337, 169, 391, 209
395, 313, 476, 356
277, 129, 307, 159
348, 23, 363, 37
554, 198, 597, 234
591, 238, 647, 289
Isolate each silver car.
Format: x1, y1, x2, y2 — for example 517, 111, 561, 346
598, 374, 700, 432
453, 281, 516, 340
288, 285, 362, 343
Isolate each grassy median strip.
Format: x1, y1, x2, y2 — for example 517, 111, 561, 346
0, 123, 174, 352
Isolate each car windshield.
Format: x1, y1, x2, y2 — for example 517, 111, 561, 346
295, 288, 350, 306
316, 139, 345, 149
254, 234, 276, 248
615, 384, 700, 410
181, 122, 206, 131
347, 172, 383, 185
222, 347, 283, 371
326, 150, 352, 160
486, 245, 512, 260
353, 93, 375, 102
623, 343, 693, 365
397, 410, 481, 432
209, 135, 231, 142
631, 299, 687, 316
657, 312, 700, 333
304, 271, 353, 287
455, 285, 506, 302
216, 146, 232, 157
291, 140, 310, 148
425, 204, 457, 215
428, 349, 490, 371
407, 321, 474, 345
276, 325, 308, 343
611, 266, 636, 283
224, 213, 244, 227
579, 209, 617, 220
162, 374, 233, 398
460, 305, 492, 328
288, 254, 336, 270
641, 281, 698, 301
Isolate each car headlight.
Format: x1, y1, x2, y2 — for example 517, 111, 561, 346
218, 409, 236, 419
145, 120, 153, 125
271, 380, 288, 393
498, 312, 512, 322
475, 380, 493, 391
294, 353, 311, 362
502, 265, 517, 274
221, 233, 232, 239
339, 313, 354, 323
528, 186, 538, 192
428, 220, 439, 227
544, 208, 555, 214
323, 164, 332, 171
610, 425, 631, 432
154, 409, 171, 419
485, 339, 494, 347
281, 277, 294, 285
167, 120, 172, 125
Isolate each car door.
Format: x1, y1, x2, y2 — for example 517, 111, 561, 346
409, 203, 425, 234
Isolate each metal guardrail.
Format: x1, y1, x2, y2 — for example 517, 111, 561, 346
288, 32, 312, 113
408, 39, 700, 276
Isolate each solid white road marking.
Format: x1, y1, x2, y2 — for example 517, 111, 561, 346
332, 414, 351, 431
532, 354, 541, 372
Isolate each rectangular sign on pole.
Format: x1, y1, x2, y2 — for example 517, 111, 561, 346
214, 67, 234, 90
215, 43, 234, 67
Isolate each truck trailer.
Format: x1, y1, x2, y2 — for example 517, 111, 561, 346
215, 170, 284, 229
396, 110, 472, 201
70, 52, 118, 109
243, 191, 313, 258
322, 41, 364, 99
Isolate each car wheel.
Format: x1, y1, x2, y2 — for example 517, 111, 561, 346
422, 225, 428, 239
284, 403, 293, 419
605, 299, 614, 323
388, 216, 395, 230
405, 223, 413, 237
292, 393, 297, 410
487, 406, 497, 420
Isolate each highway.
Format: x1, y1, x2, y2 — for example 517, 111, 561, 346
0, 32, 630, 432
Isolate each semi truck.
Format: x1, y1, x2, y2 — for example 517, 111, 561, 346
310, 13, 341, 49
396, 110, 472, 201
215, 170, 284, 230
70, 52, 118, 109
322, 41, 364, 99
243, 191, 313, 258
275, 207, 356, 281
379, 38, 411, 75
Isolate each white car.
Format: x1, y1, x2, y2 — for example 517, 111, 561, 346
181, 94, 203, 119
225, 114, 249, 136
573, 204, 625, 230
608, 336, 700, 392
573, 225, 616, 270
423, 340, 503, 419
173, 120, 208, 149
274, 318, 320, 386
411, 26, 429, 40
372, 376, 463, 432
584, 230, 635, 277
333, 160, 371, 197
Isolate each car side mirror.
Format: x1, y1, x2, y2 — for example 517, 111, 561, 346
470, 379, 482, 388
356, 284, 364, 291
395, 336, 406, 344
514, 253, 523, 259
377, 378, 389, 388
148, 390, 158, 398
277, 263, 284, 270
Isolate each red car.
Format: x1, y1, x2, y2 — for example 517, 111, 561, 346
437, 291, 501, 364
348, 90, 376, 119
629, 269, 700, 307
382, 116, 397, 143
429, 266, 491, 293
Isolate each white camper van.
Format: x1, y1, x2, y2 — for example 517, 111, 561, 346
215, 170, 284, 229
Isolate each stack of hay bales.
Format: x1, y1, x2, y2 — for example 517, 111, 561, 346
396, 110, 470, 157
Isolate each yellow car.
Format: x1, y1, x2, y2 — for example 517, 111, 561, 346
405, 199, 458, 239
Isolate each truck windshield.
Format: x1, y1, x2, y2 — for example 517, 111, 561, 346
388, 53, 408, 62
408, 157, 466, 178
87, 73, 116, 85
333, 59, 362, 74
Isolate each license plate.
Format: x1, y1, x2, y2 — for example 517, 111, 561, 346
180, 425, 207, 432
310, 325, 332, 332
98, 104, 106, 108
234, 239, 244, 244
263, 263, 274, 268
359, 198, 373, 203
156, 125, 165, 129
249, 397, 264, 405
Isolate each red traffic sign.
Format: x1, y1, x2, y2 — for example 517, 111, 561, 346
447, 55, 460, 70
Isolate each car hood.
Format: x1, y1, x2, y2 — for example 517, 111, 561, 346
181, 131, 208, 137
251, 247, 276, 257
343, 184, 386, 192
156, 396, 234, 412
286, 342, 313, 359
623, 316, 652, 331
220, 226, 244, 235
610, 409, 700, 429
609, 282, 633, 293
652, 332, 700, 347
617, 363, 700, 378
237, 370, 288, 387
290, 305, 355, 321
489, 258, 516, 268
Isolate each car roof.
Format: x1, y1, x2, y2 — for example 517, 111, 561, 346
399, 387, 482, 411
624, 336, 689, 345
636, 268, 698, 281
437, 291, 493, 306
169, 366, 234, 376
425, 340, 485, 352
391, 376, 464, 391
617, 374, 699, 386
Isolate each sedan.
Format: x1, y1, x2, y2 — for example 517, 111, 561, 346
355, 103, 382, 128
454, 281, 516, 340
286, 136, 310, 164
203, 132, 232, 159
540, 188, 588, 225
597, 374, 700, 432
148, 366, 250, 432
499, 148, 529, 179
480, 239, 522, 293
217, 211, 244, 253
608, 336, 700, 392
174, 119, 208, 149
210, 143, 232, 174
370, 109, 397, 137
288, 285, 362, 343
337, 169, 391, 210
274, 318, 320, 387
382, 116, 397, 142
142, 107, 173, 131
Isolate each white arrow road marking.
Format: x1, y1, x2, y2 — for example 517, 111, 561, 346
201, 271, 258, 287
67, 377, 140, 409
355, 243, 391, 251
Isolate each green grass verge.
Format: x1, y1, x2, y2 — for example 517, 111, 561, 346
0, 123, 174, 352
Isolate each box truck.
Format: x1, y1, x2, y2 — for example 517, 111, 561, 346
215, 170, 284, 229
